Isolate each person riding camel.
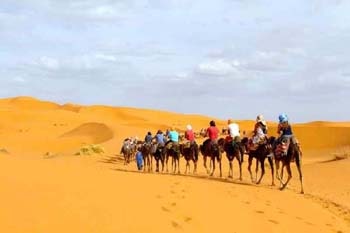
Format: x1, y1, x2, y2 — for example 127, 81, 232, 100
154, 130, 165, 147
206, 120, 219, 146
227, 119, 241, 143
165, 126, 179, 152
184, 124, 199, 155
277, 113, 292, 139
250, 114, 268, 151
226, 119, 244, 162
275, 113, 297, 157
144, 131, 153, 144
120, 137, 131, 154
167, 126, 179, 143
185, 124, 195, 144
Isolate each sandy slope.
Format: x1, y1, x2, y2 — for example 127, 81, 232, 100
0, 96, 349, 232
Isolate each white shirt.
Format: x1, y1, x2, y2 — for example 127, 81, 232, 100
228, 123, 240, 137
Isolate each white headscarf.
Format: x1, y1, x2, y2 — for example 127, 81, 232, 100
186, 124, 192, 130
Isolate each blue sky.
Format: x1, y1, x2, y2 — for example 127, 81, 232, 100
1, 0, 350, 122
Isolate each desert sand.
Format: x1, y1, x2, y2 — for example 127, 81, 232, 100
0, 96, 349, 233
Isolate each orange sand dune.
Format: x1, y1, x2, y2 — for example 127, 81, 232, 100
0, 96, 349, 233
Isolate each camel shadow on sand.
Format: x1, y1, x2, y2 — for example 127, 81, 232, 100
109, 166, 271, 190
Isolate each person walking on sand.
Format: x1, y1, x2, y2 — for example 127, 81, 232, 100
135, 147, 143, 171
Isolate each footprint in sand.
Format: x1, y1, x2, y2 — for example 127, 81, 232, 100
184, 216, 193, 223
161, 206, 171, 212
171, 220, 182, 229
255, 210, 264, 214
268, 219, 279, 225
305, 221, 314, 226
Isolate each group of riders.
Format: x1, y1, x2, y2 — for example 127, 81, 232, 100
202, 113, 296, 158
122, 113, 297, 163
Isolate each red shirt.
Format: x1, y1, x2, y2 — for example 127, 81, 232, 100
185, 130, 195, 141
207, 126, 219, 140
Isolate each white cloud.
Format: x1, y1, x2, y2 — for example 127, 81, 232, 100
38, 56, 60, 70
95, 54, 117, 62
196, 59, 241, 76
12, 76, 26, 83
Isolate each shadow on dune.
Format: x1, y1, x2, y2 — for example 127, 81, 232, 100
99, 154, 125, 165
317, 155, 349, 164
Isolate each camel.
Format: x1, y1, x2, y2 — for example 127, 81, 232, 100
120, 141, 134, 165
200, 138, 223, 177
179, 141, 199, 174
272, 136, 304, 194
140, 142, 153, 172
241, 137, 275, 186
164, 141, 181, 174
151, 143, 165, 173
220, 137, 244, 180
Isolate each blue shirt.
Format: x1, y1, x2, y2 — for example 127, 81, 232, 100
168, 130, 179, 142
145, 134, 153, 143
282, 125, 293, 136
155, 133, 165, 144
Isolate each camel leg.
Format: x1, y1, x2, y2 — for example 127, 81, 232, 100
268, 156, 275, 186
161, 159, 165, 172
276, 159, 284, 188
210, 157, 215, 176
228, 161, 233, 178
255, 159, 259, 182
172, 156, 175, 173
275, 159, 282, 183
280, 163, 292, 191
295, 153, 304, 194
204, 156, 210, 174
248, 156, 254, 182
219, 159, 222, 178
166, 154, 169, 173
236, 153, 242, 180
185, 160, 189, 174
193, 161, 197, 174
155, 159, 159, 172
238, 158, 242, 181
160, 153, 165, 172
143, 157, 146, 172
281, 163, 285, 181
177, 157, 181, 174
256, 158, 265, 184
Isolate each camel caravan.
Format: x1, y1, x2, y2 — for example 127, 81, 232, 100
120, 114, 304, 194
